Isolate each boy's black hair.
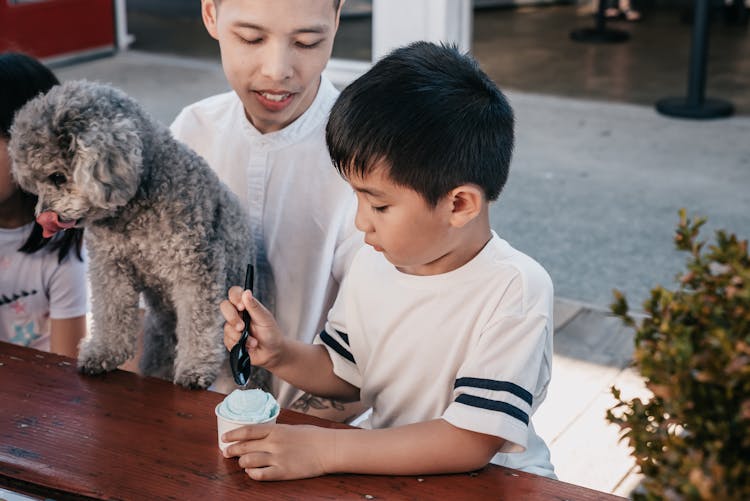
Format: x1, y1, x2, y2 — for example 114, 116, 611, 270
326, 41, 514, 207
0, 52, 84, 263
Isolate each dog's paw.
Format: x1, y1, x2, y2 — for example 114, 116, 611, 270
77, 343, 127, 375
173, 369, 216, 390
77, 356, 118, 375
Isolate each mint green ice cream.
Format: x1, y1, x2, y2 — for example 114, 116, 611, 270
217, 389, 279, 423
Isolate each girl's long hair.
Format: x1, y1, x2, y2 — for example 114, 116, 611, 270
1, 52, 84, 263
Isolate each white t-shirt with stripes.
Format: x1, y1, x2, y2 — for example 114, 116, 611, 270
315, 231, 556, 478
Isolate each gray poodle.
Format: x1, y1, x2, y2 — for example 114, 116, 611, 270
9, 80, 253, 389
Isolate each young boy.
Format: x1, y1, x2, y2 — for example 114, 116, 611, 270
220, 42, 556, 481
170, 0, 363, 419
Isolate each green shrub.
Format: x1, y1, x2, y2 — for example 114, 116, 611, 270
607, 209, 750, 500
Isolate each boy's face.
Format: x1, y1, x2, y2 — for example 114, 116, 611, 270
349, 165, 461, 276
202, 0, 341, 134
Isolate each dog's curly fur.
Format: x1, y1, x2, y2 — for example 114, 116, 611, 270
9, 80, 253, 389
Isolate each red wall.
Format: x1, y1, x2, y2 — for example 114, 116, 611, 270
0, 0, 115, 59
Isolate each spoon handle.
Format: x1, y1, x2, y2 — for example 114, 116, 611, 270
240, 264, 254, 340
244, 263, 254, 293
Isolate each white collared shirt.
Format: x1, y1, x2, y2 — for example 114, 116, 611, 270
171, 77, 362, 406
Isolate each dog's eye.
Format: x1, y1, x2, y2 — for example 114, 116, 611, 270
48, 172, 67, 188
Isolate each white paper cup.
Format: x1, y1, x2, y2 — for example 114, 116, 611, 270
215, 403, 280, 453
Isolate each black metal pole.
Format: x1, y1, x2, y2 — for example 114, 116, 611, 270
595, 0, 607, 32
655, 0, 733, 119
687, 0, 709, 106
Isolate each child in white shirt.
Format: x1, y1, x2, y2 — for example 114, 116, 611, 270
0, 53, 87, 357
219, 41, 555, 480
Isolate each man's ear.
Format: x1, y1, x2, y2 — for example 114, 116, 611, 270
447, 184, 484, 228
201, 0, 219, 40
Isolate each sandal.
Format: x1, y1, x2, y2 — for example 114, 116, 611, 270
604, 7, 622, 18
621, 8, 642, 21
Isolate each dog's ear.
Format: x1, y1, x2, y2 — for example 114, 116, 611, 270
72, 116, 143, 209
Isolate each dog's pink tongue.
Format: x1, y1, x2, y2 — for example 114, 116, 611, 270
37, 211, 76, 238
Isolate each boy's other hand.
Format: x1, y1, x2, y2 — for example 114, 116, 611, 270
223, 423, 334, 481
220, 287, 285, 370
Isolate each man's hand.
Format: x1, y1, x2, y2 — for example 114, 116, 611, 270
223, 423, 335, 481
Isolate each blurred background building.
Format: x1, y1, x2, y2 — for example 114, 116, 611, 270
2, 0, 747, 114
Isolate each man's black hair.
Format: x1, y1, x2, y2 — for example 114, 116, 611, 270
215, 0, 341, 11
326, 41, 514, 206
0, 52, 84, 263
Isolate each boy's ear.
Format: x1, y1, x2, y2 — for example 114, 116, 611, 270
201, 0, 219, 40
447, 184, 484, 228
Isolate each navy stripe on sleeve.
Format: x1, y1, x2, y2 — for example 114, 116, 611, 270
455, 394, 530, 425
335, 330, 350, 346
454, 377, 533, 406
319, 330, 355, 364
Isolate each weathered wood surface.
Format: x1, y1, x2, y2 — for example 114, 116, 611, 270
0, 342, 623, 500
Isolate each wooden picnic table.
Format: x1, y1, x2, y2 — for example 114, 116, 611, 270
0, 342, 623, 500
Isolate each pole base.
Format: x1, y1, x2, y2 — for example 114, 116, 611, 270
570, 27, 630, 43
655, 96, 734, 119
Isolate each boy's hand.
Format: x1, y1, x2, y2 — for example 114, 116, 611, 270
220, 287, 285, 370
223, 423, 334, 481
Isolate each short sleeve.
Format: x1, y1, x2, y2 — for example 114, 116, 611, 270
47, 251, 88, 320
313, 277, 362, 388
442, 313, 552, 453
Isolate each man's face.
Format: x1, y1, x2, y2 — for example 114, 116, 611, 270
202, 0, 341, 134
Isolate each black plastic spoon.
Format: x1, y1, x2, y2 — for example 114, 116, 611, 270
229, 264, 254, 386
